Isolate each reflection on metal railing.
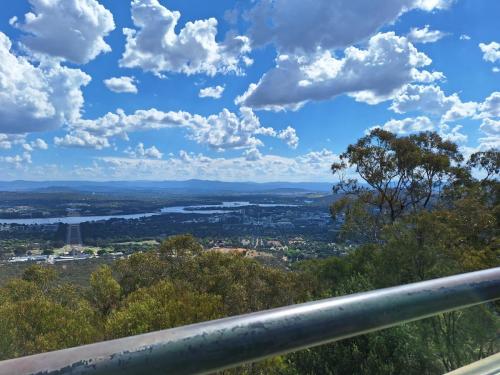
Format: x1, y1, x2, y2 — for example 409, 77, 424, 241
0, 267, 499, 375
445, 352, 500, 375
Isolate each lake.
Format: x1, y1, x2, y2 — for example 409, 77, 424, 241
0, 202, 298, 225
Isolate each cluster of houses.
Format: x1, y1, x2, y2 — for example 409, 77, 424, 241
7, 253, 92, 264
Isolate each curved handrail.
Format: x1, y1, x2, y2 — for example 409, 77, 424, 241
0, 267, 499, 375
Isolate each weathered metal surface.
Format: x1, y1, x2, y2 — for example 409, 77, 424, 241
445, 352, 500, 375
0, 267, 499, 375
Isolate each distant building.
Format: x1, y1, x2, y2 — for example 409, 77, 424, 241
8, 255, 48, 263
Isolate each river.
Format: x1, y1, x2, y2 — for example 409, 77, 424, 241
0, 202, 298, 225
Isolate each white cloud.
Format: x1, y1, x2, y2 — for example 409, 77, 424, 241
54, 131, 110, 150
23, 138, 48, 152
143, 145, 163, 159
199, 85, 225, 99
368, 116, 467, 143
0, 32, 91, 134
409, 69, 445, 84
237, 32, 441, 110
413, 0, 454, 11
387, 88, 499, 149
90, 148, 339, 182
243, 148, 263, 161
296, 148, 340, 166
438, 124, 467, 143
479, 118, 500, 137
476, 137, 500, 151
0, 162, 65, 180
277, 126, 299, 149
0, 134, 26, 150
442, 100, 479, 123
459, 34, 471, 41
478, 118, 500, 151
0, 152, 32, 167
0, 146, 340, 182
365, 116, 467, 143
120, 0, 252, 76
475, 94, 500, 149
246, 0, 453, 53
371, 116, 434, 134
22, 144, 33, 152
493, 67, 500, 73
32, 138, 48, 150
479, 41, 500, 63
477, 92, 500, 119
57, 107, 299, 153
12, 0, 115, 64
408, 25, 447, 44
104, 76, 138, 94
185, 107, 293, 151
125, 143, 163, 159
390, 84, 478, 122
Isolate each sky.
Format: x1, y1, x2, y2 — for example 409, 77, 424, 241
0, 0, 498, 182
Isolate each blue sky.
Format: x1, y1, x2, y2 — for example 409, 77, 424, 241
0, 0, 498, 181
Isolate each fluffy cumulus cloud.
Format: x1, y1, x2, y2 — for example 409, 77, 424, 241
199, 85, 225, 99
86, 148, 339, 181
478, 118, 500, 150
246, 0, 453, 53
33, 138, 49, 150
371, 116, 434, 134
12, 0, 115, 64
187, 107, 268, 150
23, 138, 49, 152
243, 148, 263, 161
0, 33, 91, 134
104, 76, 138, 94
390, 84, 478, 122
438, 124, 468, 143
277, 127, 299, 149
55, 107, 299, 153
408, 25, 447, 44
368, 116, 467, 143
120, 0, 252, 76
0, 134, 26, 150
386, 87, 499, 149
237, 32, 442, 110
125, 143, 163, 159
479, 41, 500, 63
0, 152, 32, 167
479, 118, 500, 137
476, 92, 500, 150
54, 131, 110, 150
0, 136, 48, 168
477, 92, 500, 118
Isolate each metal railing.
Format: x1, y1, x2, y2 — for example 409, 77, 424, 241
445, 352, 500, 375
1, 267, 499, 375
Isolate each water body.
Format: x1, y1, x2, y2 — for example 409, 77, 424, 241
161, 201, 296, 214
0, 202, 298, 225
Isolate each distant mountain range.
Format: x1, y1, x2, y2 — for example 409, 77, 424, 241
0, 180, 333, 194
